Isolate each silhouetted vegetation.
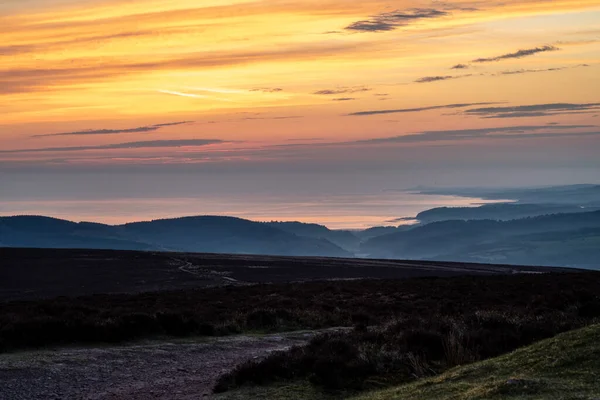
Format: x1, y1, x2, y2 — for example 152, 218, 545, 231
214, 309, 591, 393
1, 272, 598, 355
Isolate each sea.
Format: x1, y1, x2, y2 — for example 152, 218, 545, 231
0, 190, 503, 229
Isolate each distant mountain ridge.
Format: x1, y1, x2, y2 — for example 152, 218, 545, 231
3, 184, 600, 269
0, 215, 351, 257
362, 210, 600, 269
416, 203, 598, 223
417, 184, 600, 206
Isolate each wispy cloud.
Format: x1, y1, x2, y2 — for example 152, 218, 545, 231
415, 76, 454, 83
497, 64, 589, 76
347, 125, 598, 144
346, 9, 449, 32
499, 67, 567, 75
465, 103, 600, 118
333, 97, 356, 101
415, 75, 472, 83
0, 42, 358, 95
156, 90, 233, 102
1, 139, 227, 154
347, 102, 500, 116
451, 64, 469, 69
240, 116, 303, 121
250, 88, 284, 93
201, 115, 304, 124
32, 121, 193, 138
473, 45, 559, 63
314, 87, 371, 95
157, 90, 211, 99
414, 63, 588, 86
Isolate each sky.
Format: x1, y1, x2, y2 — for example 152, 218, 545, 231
1, 0, 600, 226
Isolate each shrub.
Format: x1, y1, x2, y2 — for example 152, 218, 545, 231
214, 309, 596, 392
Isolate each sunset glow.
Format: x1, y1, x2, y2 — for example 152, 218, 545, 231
1, 0, 600, 226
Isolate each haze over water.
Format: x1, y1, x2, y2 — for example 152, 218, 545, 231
0, 170, 522, 229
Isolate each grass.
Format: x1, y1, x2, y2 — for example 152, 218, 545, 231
216, 323, 600, 400
356, 323, 600, 400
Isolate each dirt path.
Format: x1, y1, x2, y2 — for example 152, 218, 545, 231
0, 330, 333, 400
172, 258, 243, 285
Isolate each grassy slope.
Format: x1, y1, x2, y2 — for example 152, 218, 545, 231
218, 324, 600, 400
357, 323, 600, 400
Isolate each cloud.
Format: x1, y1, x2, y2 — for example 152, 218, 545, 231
1, 139, 226, 154
415, 75, 455, 83
451, 64, 469, 69
250, 88, 284, 93
414, 63, 587, 86
200, 115, 304, 124
416, 74, 472, 83
473, 45, 559, 63
497, 64, 588, 76
349, 125, 597, 144
499, 67, 566, 75
151, 121, 194, 128
265, 125, 598, 153
240, 116, 303, 121
0, 42, 360, 95
0, 31, 158, 57
32, 121, 193, 138
156, 90, 232, 101
347, 102, 500, 116
333, 97, 356, 101
346, 8, 448, 32
314, 87, 371, 95
465, 103, 600, 118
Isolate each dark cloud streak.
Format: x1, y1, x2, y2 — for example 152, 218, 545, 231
32, 121, 193, 138
314, 87, 371, 95
349, 125, 597, 144
250, 88, 283, 93
346, 9, 448, 32
473, 45, 559, 63
347, 102, 500, 116
1, 139, 226, 154
465, 103, 600, 118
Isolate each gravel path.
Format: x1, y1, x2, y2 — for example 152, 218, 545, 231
0, 331, 331, 400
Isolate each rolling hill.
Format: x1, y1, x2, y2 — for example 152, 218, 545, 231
362, 210, 600, 268
0, 215, 351, 257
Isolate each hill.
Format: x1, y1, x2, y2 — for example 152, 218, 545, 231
0, 215, 351, 258
355, 323, 600, 400
362, 210, 600, 268
416, 203, 597, 223
0, 216, 154, 251
418, 184, 600, 205
265, 221, 360, 251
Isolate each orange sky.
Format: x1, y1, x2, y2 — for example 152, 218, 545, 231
1, 0, 600, 168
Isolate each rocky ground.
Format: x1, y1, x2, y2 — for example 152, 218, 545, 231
0, 330, 336, 400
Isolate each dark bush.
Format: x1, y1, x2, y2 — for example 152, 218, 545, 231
214, 309, 596, 392
0, 271, 599, 355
